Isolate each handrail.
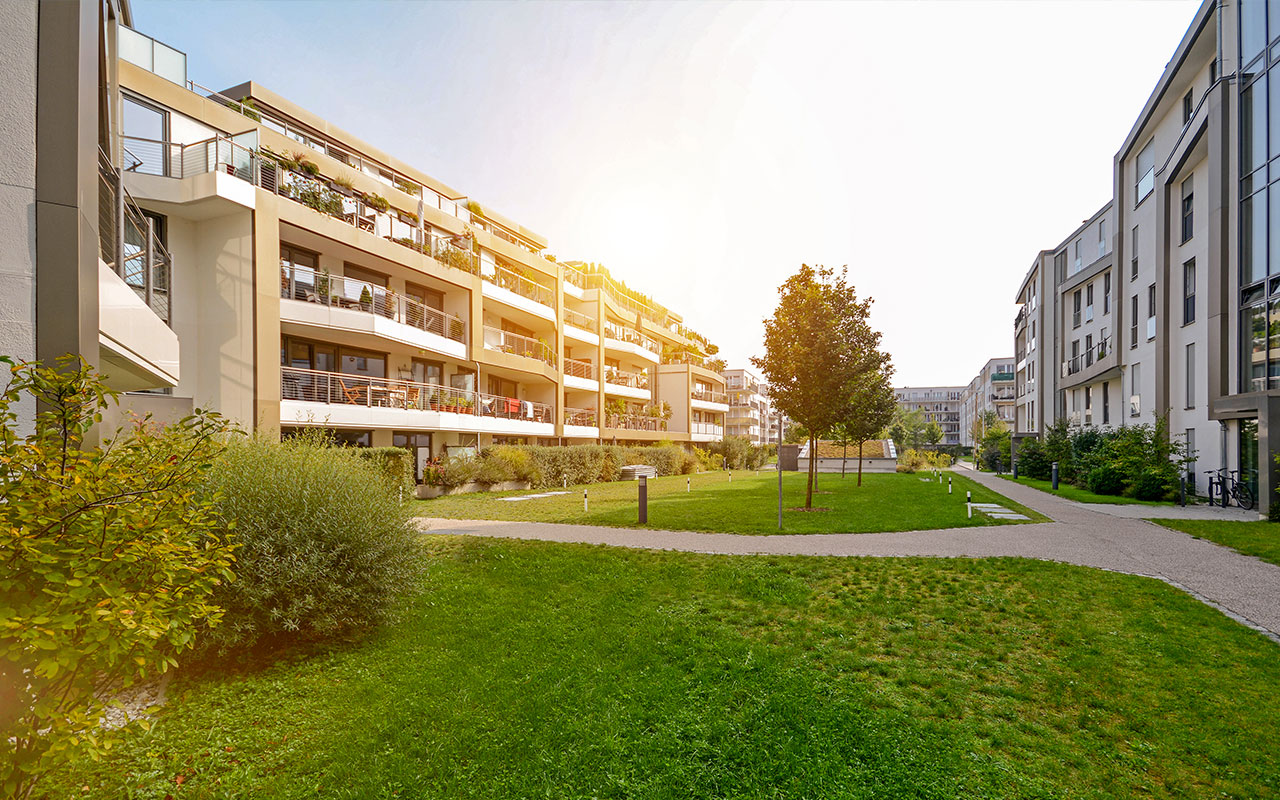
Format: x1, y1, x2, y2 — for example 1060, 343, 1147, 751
483, 326, 556, 368
604, 321, 659, 354
605, 413, 667, 432
120, 134, 259, 184
564, 358, 596, 380
280, 366, 553, 423
486, 263, 554, 307
691, 422, 723, 436
564, 407, 598, 426
604, 367, 649, 390
563, 308, 597, 332
98, 151, 172, 324
1062, 335, 1114, 377
692, 388, 728, 404
279, 264, 466, 342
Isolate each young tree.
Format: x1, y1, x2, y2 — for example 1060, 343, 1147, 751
887, 407, 924, 454
923, 420, 944, 450
840, 370, 897, 486
753, 264, 888, 508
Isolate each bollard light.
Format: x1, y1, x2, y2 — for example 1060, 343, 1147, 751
583, 488, 588, 512
687, 477, 691, 493
639, 475, 648, 524
948, 477, 952, 494
1051, 461, 1059, 490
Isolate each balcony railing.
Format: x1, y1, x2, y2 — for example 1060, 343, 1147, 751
692, 388, 728, 404
280, 264, 465, 342
563, 308, 597, 332
565, 407, 597, 427
121, 134, 268, 187
661, 351, 707, 367
604, 321, 659, 354
606, 413, 667, 432
564, 358, 596, 381
604, 368, 649, 390
281, 366, 552, 423
563, 266, 589, 290
1062, 336, 1112, 378
691, 422, 724, 437
485, 263, 554, 308
98, 152, 172, 324
483, 326, 556, 368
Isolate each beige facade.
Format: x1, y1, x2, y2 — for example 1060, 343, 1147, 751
959, 357, 1015, 447
11, 15, 726, 475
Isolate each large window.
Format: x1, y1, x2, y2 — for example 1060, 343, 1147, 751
1085, 283, 1094, 322
121, 94, 169, 175
1103, 273, 1111, 314
1130, 226, 1139, 280
1130, 363, 1141, 417
1242, 303, 1267, 392
1183, 259, 1196, 325
1098, 219, 1107, 257
1147, 284, 1157, 340
1073, 290, 1081, 328
1130, 295, 1139, 348
1135, 141, 1155, 204
1181, 176, 1194, 243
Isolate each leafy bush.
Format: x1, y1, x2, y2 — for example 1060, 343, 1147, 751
708, 436, 765, 470
199, 432, 422, 655
430, 444, 706, 491
1015, 437, 1052, 481
1131, 467, 1175, 501
355, 447, 415, 499
1042, 419, 1074, 481
1086, 463, 1125, 496
0, 357, 235, 799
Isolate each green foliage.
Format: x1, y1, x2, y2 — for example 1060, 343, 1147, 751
236, 96, 262, 123
1086, 464, 1126, 496
707, 435, 767, 470
896, 448, 951, 473
0, 356, 234, 799
364, 193, 391, 213
887, 407, 926, 453
198, 432, 422, 655
979, 428, 1012, 472
1014, 437, 1052, 481
288, 177, 342, 216
1131, 467, 1176, 501
429, 444, 705, 491
1042, 419, 1074, 477
353, 447, 415, 500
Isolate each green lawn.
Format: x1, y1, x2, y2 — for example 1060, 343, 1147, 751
1153, 519, 1280, 567
417, 470, 1046, 534
999, 474, 1174, 506
51, 539, 1280, 798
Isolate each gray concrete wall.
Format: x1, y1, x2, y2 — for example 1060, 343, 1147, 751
0, 0, 39, 432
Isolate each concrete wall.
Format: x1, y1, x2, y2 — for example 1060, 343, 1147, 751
0, 0, 39, 432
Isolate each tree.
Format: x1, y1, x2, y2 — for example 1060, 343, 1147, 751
923, 420, 943, 450
0, 357, 236, 799
753, 264, 888, 508
839, 370, 897, 486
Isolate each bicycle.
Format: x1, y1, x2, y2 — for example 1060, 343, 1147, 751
1205, 469, 1255, 510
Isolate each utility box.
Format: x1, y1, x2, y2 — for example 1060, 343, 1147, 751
778, 444, 800, 472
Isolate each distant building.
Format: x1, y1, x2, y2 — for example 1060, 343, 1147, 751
893, 386, 964, 448
721, 367, 770, 444
960, 358, 1016, 447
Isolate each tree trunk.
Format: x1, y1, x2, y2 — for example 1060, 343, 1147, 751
856, 439, 865, 486
806, 433, 815, 508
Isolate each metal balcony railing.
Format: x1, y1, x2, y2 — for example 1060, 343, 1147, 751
564, 407, 597, 427
604, 368, 649, 390
485, 264, 554, 308
98, 151, 172, 324
279, 264, 465, 342
692, 388, 728, 404
661, 351, 707, 367
691, 422, 724, 436
564, 358, 596, 380
483, 326, 556, 368
281, 366, 553, 423
563, 308, 597, 332
604, 321, 659, 354
606, 413, 668, 432
121, 134, 266, 187
1062, 336, 1113, 377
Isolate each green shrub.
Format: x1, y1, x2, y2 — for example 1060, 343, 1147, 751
1131, 467, 1175, 501
199, 432, 422, 655
355, 447, 415, 499
1086, 463, 1125, 495
0, 357, 235, 799
1015, 437, 1052, 481
1043, 419, 1075, 482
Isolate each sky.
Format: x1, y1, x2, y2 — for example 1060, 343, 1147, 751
133, 0, 1201, 386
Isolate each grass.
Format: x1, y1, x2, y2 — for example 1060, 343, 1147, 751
999, 474, 1174, 506
417, 470, 1047, 534
50, 539, 1280, 799
1153, 519, 1280, 567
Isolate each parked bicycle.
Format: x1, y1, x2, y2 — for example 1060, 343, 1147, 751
1204, 469, 1255, 510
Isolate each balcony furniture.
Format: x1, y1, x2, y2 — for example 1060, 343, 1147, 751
338, 378, 368, 405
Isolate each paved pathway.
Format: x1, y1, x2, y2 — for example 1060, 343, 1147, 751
417, 470, 1280, 640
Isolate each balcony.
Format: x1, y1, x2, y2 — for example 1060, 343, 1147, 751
1061, 336, 1113, 379
564, 357, 599, 391
565, 407, 598, 427
97, 153, 179, 389
483, 326, 556, 368
604, 367, 650, 400
280, 264, 467, 358
690, 422, 724, 440
606, 413, 668, 433
603, 321, 661, 362
482, 263, 555, 319
692, 388, 728, 405
280, 366, 554, 435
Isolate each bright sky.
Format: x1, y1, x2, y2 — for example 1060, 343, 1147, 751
134, 0, 1200, 386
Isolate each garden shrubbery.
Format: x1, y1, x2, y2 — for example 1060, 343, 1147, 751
1019, 418, 1185, 500
425, 442, 730, 490
707, 435, 769, 470
198, 431, 422, 655
896, 448, 951, 473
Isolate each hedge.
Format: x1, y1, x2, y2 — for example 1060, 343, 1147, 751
354, 447, 415, 500
426, 443, 706, 490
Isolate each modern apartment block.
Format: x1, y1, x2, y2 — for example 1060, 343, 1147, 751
893, 386, 964, 448
721, 367, 771, 444
959, 357, 1016, 447
4, 1, 727, 478
1013, 0, 1280, 512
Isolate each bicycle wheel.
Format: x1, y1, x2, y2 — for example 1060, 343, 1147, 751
1235, 482, 1256, 511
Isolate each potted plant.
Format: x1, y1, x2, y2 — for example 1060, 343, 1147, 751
318, 269, 332, 304
293, 152, 320, 176
661, 401, 672, 421
364, 193, 391, 213
395, 178, 418, 196
331, 173, 356, 197
358, 284, 373, 311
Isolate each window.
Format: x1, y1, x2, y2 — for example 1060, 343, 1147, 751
1135, 140, 1155, 203
1073, 240, 1081, 272
1243, 189, 1266, 284
1181, 176, 1194, 243
1183, 259, 1196, 324
1102, 381, 1110, 425
1130, 226, 1139, 279
121, 93, 169, 175
1085, 283, 1094, 322
1147, 284, 1157, 340
1183, 89, 1194, 124
1186, 343, 1196, 409
1185, 427, 1197, 475
1098, 219, 1107, 257
1130, 295, 1139, 348
1130, 363, 1141, 417
1085, 334, 1094, 368
1084, 386, 1092, 424
1103, 273, 1111, 314
1073, 290, 1082, 328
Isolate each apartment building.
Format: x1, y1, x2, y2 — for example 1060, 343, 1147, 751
893, 386, 964, 447
4, 2, 727, 479
959, 357, 1016, 447
1014, 253, 1053, 436
721, 367, 771, 444
1012, 0, 1280, 512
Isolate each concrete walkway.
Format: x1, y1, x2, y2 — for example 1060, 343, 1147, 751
417, 470, 1280, 641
